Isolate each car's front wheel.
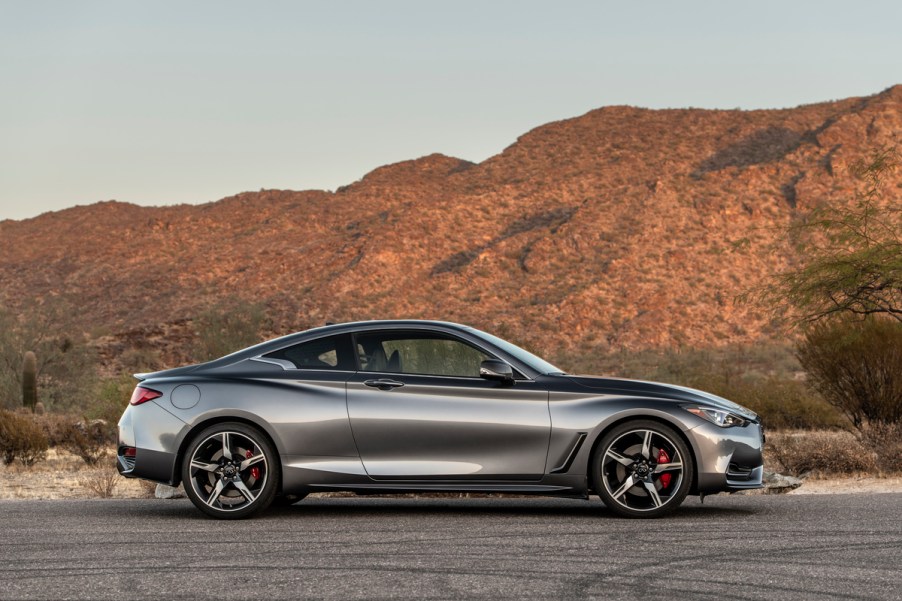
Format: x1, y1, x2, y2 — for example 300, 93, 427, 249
591, 420, 693, 518
181, 422, 279, 519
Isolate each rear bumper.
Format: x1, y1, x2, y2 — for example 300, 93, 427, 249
117, 401, 185, 485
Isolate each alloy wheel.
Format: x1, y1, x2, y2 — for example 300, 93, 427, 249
598, 426, 687, 515
187, 430, 269, 513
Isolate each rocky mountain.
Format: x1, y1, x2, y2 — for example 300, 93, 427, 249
1, 86, 900, 369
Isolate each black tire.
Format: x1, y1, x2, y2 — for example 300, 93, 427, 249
181, 422, 280, 519
590, 419, 694, 518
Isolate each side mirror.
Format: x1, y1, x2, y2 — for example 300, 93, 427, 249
480, 359, 514, 384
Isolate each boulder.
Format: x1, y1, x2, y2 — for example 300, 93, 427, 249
154, 483, 186, 499
763, 471, 803, 494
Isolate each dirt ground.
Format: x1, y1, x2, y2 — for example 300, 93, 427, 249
2, 448, 902, 500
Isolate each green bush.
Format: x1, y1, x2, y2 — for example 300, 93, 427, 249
797, 318, 902, 429
0, 410, 49, 467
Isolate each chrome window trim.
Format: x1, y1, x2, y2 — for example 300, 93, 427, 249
249, 357, 296, 371
249, 357, 359, 374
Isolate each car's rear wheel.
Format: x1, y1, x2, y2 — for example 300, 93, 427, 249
591, 420, 693, 518
181, 422, 279, 519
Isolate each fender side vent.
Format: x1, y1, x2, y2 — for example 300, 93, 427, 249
550, 433, 587, 474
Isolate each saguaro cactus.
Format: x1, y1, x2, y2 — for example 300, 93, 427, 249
22, 351, 37, 411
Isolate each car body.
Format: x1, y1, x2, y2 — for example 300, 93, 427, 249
117, 320, 764, 518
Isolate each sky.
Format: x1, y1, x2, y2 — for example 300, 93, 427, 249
1, 1, 900, 221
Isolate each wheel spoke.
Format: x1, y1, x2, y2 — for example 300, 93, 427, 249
232, 479, 258, 504
610, 475, 638, 499
222, 432, 233, 460
641, 430, 653, 460
653, 461, 682, 474
190, 460, 219, 473
643, 480, 663, 507
239, 454, 265, 471
605, 449, 633, 467
205, 478, 226, 507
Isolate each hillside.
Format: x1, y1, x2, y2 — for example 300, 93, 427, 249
1, 86, 900, 369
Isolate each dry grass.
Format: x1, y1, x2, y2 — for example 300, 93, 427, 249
137, 479, 159, 498
766, 430, 879, 476
860, 422, 902, 474
78, 469, 119, 498
0, 448, 147, 500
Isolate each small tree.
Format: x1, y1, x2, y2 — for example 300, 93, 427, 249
769, 146, 900, 325
752, 146, 902, 436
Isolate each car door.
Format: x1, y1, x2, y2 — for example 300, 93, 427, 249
346, 329, 551, 480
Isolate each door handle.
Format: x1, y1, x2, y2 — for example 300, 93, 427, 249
363, 378, 405, 390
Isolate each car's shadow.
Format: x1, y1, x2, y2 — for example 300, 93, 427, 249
268, 495, 757, 520
122, 495, 757, 521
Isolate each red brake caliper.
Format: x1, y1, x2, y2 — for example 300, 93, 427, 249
657, 448, 671, 489
246, 450, 260, 481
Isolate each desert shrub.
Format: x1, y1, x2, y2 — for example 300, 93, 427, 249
59, 419, 110, 465
766, 431, 877, 476
119, 347, 162, 373
797, 318, 902, 429
0, 410, 49, 467
34, 412, 78, 447
85, 374, 134, 440
192, 299, 267, 361
860, 422, 902, 474
79, 469, 119, 498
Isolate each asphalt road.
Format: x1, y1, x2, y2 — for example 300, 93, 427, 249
1, 493, 901, 601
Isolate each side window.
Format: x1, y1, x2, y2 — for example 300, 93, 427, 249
356, 331, 490, 377
263, 334, 355, 370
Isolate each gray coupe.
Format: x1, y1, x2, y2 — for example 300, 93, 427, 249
117, 320, 764, 519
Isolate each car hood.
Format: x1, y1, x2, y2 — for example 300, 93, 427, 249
563, 375, 758, 420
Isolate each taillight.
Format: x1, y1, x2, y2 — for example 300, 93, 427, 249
129, 386, 163, 406
122, 447, 137, 458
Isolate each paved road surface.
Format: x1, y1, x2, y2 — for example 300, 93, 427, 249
1, 494, 901, 600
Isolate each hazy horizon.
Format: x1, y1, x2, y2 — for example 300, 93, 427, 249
2, 0, 901, 221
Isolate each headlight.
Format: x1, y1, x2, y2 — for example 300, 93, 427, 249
684, 406, 749, 428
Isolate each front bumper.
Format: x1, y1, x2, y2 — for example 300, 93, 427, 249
686, 420, 765, 494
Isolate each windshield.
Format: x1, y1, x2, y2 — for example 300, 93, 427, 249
467, 327, 564, 375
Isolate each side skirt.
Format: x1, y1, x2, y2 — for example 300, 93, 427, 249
305, 481, 590, 499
